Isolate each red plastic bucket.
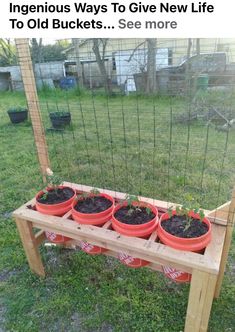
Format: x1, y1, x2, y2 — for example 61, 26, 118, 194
158, 210, 211, 283
36, 186, 76, 216
71, 193, 114, 225
72, 193, 114, 255
118, 252, 149, 268
35, 186, 76, 244
45, 231, 69, 244
80, 241, 107, 255
112, 201, 158, 268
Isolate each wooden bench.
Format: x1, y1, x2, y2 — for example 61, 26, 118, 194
13, 182, 234, 332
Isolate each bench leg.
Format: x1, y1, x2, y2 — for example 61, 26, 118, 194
214, 224, 234, 299
184, 270, 217, 332
214, 256, 227, 299
15, 218, 45, 277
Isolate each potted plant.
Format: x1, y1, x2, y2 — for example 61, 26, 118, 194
7, 107, 28, 124
158, 205, 211, 283
35, 174, 76, 244
71, 189, 115, 255
112, 195, 158, 268
49, 111, 71, 129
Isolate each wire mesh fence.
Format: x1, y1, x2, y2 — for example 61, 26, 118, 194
28, 38, 235, 210
2, 38, 235, 211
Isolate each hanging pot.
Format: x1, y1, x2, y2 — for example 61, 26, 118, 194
7, 108, 28, 124
49, 112, 71, 129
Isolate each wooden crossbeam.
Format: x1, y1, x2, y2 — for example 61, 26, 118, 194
13, 205, 220, 275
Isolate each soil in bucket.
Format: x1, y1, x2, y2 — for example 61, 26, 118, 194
114, 206, 155, 225
74, 196, 112, 214
161, 215, 209, 238
37, 187, 74, 205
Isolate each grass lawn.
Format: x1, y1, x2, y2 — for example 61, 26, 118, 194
0, 89, 235, 331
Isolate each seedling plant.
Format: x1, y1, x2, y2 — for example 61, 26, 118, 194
76, 188, 100, 202
167, 198, 205, 233
41, 174, 63, 200
124, 194, 152, 216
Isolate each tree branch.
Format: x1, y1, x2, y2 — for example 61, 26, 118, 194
127, 41, 146, 62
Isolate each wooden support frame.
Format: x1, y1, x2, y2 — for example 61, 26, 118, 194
185, 270, 217, 332
15, 218, 45, 277
13, 182, 232, 332
210, 190, 235, 298
15, 38, 50, 181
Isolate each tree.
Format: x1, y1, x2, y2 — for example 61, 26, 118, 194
146, 39, 157, 94
42, 39, 70, 62
185, 38, 202, 97
30, 38, 43, 64
92, 39, 112, 95
185, 38, 192, 87
30, 39, 70, 64
0, 39, 17, 66
127, 39, 157, 94
72, 38, 83, 86
196, 38, 200, 55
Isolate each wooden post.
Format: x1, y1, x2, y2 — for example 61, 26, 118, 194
214, 188, 235, 298
185, 270, 217, 332
15, 218, 45, 277
15, 38, 50, 182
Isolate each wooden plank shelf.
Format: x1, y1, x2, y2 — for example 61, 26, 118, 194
13, 182, 231, 332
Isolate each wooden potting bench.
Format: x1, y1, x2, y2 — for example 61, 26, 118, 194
13, 182, 234, 332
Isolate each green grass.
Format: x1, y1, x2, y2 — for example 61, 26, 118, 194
0, 89, 235, 331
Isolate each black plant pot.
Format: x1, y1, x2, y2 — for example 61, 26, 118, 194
49, 112, 71, 129
7, 109, 28, 124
